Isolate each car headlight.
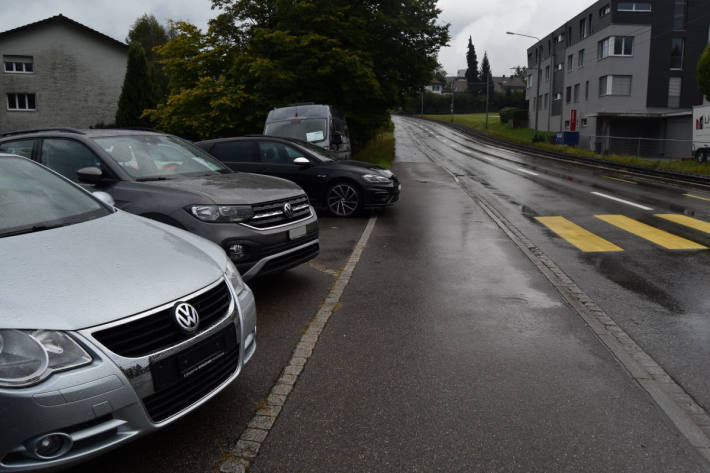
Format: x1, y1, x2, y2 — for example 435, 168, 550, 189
361, 174, 391, 184
225, 258, 246, 294
0, 330, 92, 388
378, 169, 394, 178
188, 205, 254, 223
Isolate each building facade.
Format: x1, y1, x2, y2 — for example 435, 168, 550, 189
0, 15, 127, 133
526, 0, 709, 157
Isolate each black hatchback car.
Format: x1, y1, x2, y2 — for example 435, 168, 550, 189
196, 136, 400, 217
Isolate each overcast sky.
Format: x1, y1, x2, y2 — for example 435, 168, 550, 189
0, 0, 594, 76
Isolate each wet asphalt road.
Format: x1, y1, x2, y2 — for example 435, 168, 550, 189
67, 115, 710, 472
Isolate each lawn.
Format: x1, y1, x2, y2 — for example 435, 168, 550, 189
353, 119, 395, 169
420, 113, 710, 176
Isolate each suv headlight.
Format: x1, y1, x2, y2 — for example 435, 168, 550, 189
225, 258, 246, 294
188, 205, 254, 223
0, 330, 92, 388
361, 174, 391, 184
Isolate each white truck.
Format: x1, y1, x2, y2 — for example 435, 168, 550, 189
693, 103, 710, 162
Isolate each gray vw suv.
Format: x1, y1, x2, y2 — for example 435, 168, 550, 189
0, 128, 319, 280
0, 154, 257, 471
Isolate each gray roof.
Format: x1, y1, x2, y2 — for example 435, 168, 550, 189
0, 14, 127, 50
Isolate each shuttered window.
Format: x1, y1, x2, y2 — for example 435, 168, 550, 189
668, 77, 682, 108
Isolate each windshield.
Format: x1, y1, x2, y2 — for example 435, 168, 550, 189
264, 118, 328, 143
0, 157, 111, 238
94, 134, 230, 180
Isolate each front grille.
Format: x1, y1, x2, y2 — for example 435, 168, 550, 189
143, 327, 239, 422
248, 194, 311, 229
93, 281, 232, 358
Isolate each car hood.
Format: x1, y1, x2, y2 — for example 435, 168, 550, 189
328, 160, 393, 175
148, 172, 305, 204
0, 211, 229, 331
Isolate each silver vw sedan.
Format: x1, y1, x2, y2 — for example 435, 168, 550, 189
0, 154, 257, 471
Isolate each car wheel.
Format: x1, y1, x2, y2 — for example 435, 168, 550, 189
698, 150, 709, 163
326, 182, 361, 217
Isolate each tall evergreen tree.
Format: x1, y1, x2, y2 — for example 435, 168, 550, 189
115, 43, 155, 127
465, 36, 479, 93
127, 14, 170, 101
699, 43, 710, 100
479, 52, 494, 101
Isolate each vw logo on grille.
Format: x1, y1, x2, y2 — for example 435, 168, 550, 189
283, 202, 294, 218
173, 302, 200, 333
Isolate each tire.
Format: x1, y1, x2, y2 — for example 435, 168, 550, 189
326, 182, 362, 217
698, 150, 709, 163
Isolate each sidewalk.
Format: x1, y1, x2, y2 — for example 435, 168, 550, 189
248, 155, 706, 472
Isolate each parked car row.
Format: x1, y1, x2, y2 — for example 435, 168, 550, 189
0, 125, 399, 471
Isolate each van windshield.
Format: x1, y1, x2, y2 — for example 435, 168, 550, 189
264, 118, 327, 143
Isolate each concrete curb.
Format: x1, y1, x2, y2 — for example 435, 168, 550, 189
218, 216, 378, 473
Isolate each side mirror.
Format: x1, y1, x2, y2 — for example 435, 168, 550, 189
293, 157, 311, 166
331, 132, 343, 145
77, 166, 103, 185
92, 191, 115, 207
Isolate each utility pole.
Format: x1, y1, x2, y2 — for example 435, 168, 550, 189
421, 88, 424, 115
450, 90, 455, 123
485, 78, 490, 129
506, 31, 542, 139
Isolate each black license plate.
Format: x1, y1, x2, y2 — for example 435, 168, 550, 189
151, 326, 238, 392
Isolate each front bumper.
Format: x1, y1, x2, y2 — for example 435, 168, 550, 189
362, 179, 401, 209
0, 279, 256, 472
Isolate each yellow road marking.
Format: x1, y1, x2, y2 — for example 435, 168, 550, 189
595, 215, 707, 250
605, 176, 637, 185
684, 193, 710, 202
656, 214, 710, 235
535, 217, 623, 252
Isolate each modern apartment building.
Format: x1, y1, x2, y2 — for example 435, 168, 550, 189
526, 0, 709, 157
0, 15, 127, 133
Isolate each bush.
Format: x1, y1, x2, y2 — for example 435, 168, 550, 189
498, 107, 518, 124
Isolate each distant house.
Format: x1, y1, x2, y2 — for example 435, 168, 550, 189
425, 80, 444, 94
0, 14, 127, 133
493, 76, 526, 94
444, 76, 468, 93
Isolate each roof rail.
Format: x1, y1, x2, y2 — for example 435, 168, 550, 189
0, 127, 85, 138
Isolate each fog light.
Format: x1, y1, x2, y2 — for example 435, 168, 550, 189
30, 432, 72, 459
228, 244, 247, 261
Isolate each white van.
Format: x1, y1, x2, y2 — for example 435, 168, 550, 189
692, 103, 710, 162
264, 104, 352, 160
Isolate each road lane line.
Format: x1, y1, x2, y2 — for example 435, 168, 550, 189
656, 214, 710, 235
684, 193, 710, 202
604, 176, 637, 185
219, 216, 378, 472
590, 192, 653, 211
596, 214, 707, 250
536, 217, 623, 252
517, 168, 539, 176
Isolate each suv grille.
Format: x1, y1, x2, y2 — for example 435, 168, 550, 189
248, 194, 311, 229
93, 281, 232, 358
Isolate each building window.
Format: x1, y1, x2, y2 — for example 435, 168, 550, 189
566, 86, 572, 103
7, 93, 36, 111
573, 83, 580, 103
580, 18, 589, 39
564, 120, 570, 129
598, 36, 633, 59
545, 65, 550, 81
527, 74, 533, 88
668, 77, 682, 108
600, 4, 610, 16
553, 92, 561, 101
599, 75, 632, 96
3, 56, 33, 73
673, 0, 688, 30
567, 54, 574, 71
555, 32, 565, 44
581, 118, 588, 127
617, 2, 652, 12
556, 62, 563, 71
544, 93, 549, 109
585, 80, 590, 100
578, 49, 585, 67
670, 38, 685, 70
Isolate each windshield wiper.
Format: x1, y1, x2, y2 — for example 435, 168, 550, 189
0, 223, 67, 238
136, 176, 173, 182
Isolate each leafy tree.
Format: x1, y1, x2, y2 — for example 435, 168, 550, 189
699, 44, 710, 100
146, 0, 450, 147
512, 65, 527, 82
465, 36, 479, 93
116, 43, 155, 127
479, 52, 494, 102
127, 15, 170, 101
